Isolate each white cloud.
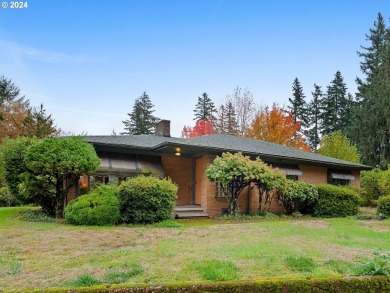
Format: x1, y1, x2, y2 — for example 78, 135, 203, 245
0, 40, 93, 64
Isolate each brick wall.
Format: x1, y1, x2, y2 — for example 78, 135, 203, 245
162, 156, 193, 206
351, 170, 361, 187
299, 164, 328, 184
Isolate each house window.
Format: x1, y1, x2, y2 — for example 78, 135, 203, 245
286, 175, 299, 181
216, 182, 231, 198
328, 178, 350, 186
328, 170, 355, 186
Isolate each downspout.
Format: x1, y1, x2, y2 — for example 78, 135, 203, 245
191, 159, 196, 204
247, 184, 251, 214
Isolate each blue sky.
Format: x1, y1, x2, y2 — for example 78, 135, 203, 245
0, 0, 389, 136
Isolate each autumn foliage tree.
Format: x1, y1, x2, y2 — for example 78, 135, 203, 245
181, 119, 215, 138
247, 104, 310, 151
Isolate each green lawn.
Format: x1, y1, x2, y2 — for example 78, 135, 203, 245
1, 207, 390, 290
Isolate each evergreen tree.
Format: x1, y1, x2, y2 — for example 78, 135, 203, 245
0, 76, 20, 105
288, 78, 308, 128
216, 101, 238, 135
319, 71, 348, 135
193, 92, 216, 121
122, 92, 159, 135
215, 104, 226, 134
349, 13, 390, 168
356, 12, 387, 100
24, 103, 61, 138
306, 84, 323, 151
225, 101, 238, 135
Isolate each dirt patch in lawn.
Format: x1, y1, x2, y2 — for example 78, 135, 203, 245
361, 220, 390, 232
294, 220, 330, 229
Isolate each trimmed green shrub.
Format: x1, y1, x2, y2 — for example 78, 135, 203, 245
0, 186, 18, 207
118, 175, 177, 224
314, 184, 361, 217
278, 180, 318, 214
65, 185, 120, 226
377, 195, 390, 218
361, 166, 390, 205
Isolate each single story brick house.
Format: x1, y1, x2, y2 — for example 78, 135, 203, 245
67, 120, 371, 217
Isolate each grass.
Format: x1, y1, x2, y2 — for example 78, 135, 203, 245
285, 256, 316, 273
195, 260, 239, 281
1, 207, 390, 289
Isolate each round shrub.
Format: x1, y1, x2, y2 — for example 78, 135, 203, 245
0, 186, 18, 207
65, 185, 120, 226
118, 175, 178, 224
377, 195, 390, 218
314, 184, 361, 217
278, 180, 318, 214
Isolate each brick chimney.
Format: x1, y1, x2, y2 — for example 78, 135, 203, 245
155, 120, 171, 137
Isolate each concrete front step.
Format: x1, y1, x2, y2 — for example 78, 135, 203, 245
174, 211, 209, 218
175, 205, 203, 212
173, 205, 208, 218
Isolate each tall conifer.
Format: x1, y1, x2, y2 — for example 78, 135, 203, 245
193, 92, 216, 121
288, 78, 308, 128
122, 92, 159, 135
306, 84, 323, 151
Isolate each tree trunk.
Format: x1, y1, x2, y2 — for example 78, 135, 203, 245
55, 180, 65, 219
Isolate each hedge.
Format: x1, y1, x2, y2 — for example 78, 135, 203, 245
378, 195, 390, 218
118, 175, 178, 224
65, 185, 120, 226
314, 184, 361, 217
8, 276, 390, 293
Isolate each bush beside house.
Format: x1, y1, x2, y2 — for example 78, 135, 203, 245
65, 185, 120, 226
314, 184, 361, 217
118, 175, 178, 224
377, 195, 390, 218
278, 180, 318, 214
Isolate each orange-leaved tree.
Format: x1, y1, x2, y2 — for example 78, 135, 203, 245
246, 104, 310, 151
181, 119, 215, 138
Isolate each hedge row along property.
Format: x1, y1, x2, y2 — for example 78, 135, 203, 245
65, 120, 370, 218
8, 276, 390, 293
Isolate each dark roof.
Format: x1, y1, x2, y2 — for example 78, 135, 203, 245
84, 134, 371, 170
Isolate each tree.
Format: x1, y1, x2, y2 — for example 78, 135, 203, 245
0, 98, 30, 142
193, 92, 216, 121
0, 137, 39, 204
122, 92, 159, 135
24, 103, 62, 138
181, 119, 215, 138
206, 152, 286, 215
348, 13, 390, 168
306, 84, 323, 151
0, 76, 21, 106
22, 137, 100, 218
288, 78, 308, 128
252, 162, 287, 215
319, 71, 350, 135
206, 152, 258, 215
227, 86, 256, 136
215, 101, 238, 135
356, 12, 387, 99
317, 131, 361, 163
247, 104, 310, 151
